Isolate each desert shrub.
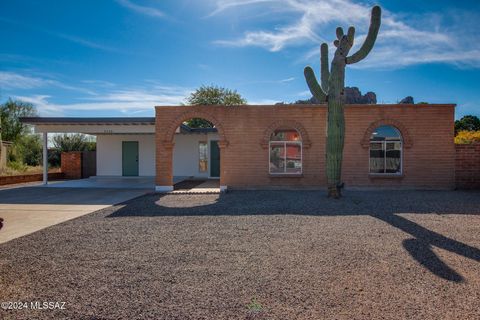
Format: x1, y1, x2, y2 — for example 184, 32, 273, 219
16, 134, 43, 166
48, 149, 61, 167
6, 160, 28, 172
52, 133, 96, 152
455, 130, 480, 144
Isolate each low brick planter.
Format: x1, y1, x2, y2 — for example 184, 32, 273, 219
0, 172, 64, 186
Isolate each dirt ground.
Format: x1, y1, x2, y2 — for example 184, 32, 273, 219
0, 190, 479, 319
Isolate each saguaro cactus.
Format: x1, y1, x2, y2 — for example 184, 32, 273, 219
304, 6, 381, 198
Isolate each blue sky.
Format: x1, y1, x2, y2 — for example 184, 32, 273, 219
0, 0, 479, 118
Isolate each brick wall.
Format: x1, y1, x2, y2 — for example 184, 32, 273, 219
0, 172, 64, 186
455, 143, 480, 189
61, 152, 82, 179
155, 104, 456, 190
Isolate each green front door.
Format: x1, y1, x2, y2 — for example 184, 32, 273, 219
122, 141, 139, 176
210, 140, 220, 178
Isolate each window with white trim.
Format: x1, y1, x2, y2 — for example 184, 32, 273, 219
369, 125, 402, 174
269, 129, 302, 174
198, 141, 208, 172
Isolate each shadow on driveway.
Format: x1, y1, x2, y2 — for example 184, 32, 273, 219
108, 190, 480, 283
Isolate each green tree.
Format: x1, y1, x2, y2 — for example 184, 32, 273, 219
455, 115, 480, 134
0, 98, 38, 143
185, 85, 247, 128
0, 98, 41, 167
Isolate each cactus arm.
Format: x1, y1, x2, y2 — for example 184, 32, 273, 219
347, 26, 355, 46
304, 66, 327, 103
346, 6, 381, 64
336, 27, 344, 40
320, 43, 330, 92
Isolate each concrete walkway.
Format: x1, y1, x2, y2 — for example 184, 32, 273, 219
172, 179, 220, 194
44, 176, 156, 189
0, 186, 148, 244
42, 176, 190, 189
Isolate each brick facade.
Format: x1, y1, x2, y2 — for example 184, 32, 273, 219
155, 104, 456, 190
61, 151, 82, 179
455, 143, 480, 189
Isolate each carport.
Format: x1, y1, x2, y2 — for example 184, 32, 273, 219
20, 117, 156, 185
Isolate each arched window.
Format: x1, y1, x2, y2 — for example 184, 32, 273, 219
269, 129, 302, 174
369, 125, 402, 174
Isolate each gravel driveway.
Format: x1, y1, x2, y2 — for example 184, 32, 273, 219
1, 190, 479, 319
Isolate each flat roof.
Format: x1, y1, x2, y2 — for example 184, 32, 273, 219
19, 117, 156, 125
19, 117, 218, 133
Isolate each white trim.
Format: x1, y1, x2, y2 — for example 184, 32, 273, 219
268, 141, 303, 175
369, 139, 403, 175
155, 186, 173, 192
198, 141, 208, 173
220, 185, 228, 192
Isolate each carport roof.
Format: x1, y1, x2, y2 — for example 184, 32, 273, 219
20, 117, 156, 125
19, 117, 219, 134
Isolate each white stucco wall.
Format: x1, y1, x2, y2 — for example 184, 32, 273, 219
96, 132, 219, 178
96, 134, 155, 176
173, 132, 219, 178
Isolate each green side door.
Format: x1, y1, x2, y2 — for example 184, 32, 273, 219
122, 141, 139, 176
210, 140, 220, 178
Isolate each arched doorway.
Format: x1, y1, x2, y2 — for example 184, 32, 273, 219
155, 109, 228, 192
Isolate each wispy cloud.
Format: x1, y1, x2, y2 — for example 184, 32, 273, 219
279, 77, 295, 83
12, 83, 191, 116
0, 72, 46, 90
206, 0, 276, 17
1, 71, 191, 115
53, 33, 121, 52
0, 71, 96, 95
81, 80, 116, 88
297, 90, 311, 97
210, 0, 480, 68
237, 76, 296, 86
248, 98, 280, 105
13, 95, 65, 116
212, 0, 364, 51
116, 0, 166, 18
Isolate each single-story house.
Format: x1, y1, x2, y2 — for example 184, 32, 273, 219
21, 103, 456, 191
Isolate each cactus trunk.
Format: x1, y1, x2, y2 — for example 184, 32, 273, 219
326, 55, 346, 198
326, 100, 345, 198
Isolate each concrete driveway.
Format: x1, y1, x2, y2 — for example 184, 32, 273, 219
0, 186, 149, 244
